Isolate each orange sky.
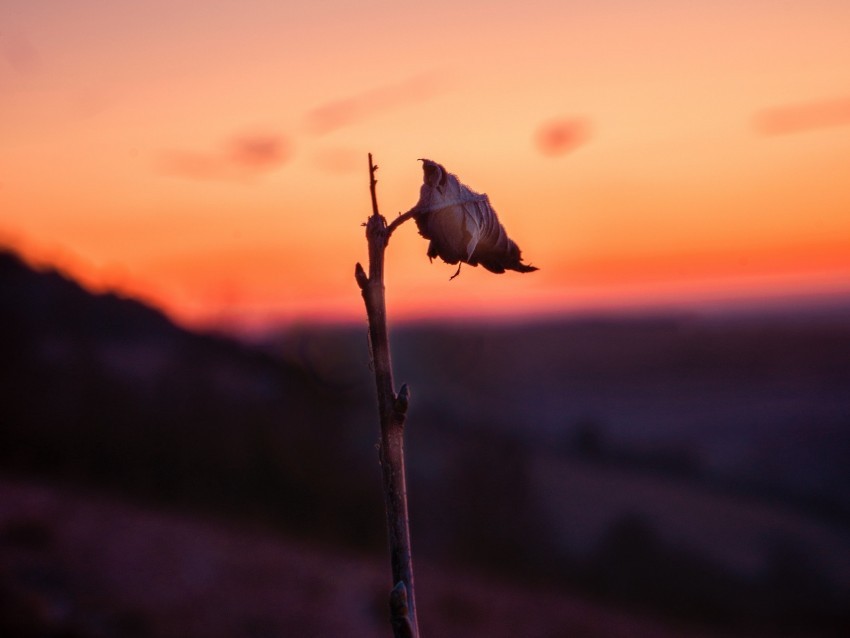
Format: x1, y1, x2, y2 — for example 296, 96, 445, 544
3, 1, 850, 331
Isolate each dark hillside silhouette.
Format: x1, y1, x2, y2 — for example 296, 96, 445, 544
0, 249, 383, 544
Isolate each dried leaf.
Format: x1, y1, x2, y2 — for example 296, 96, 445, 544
412, 159, 538, 275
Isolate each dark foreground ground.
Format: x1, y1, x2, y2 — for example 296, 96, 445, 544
1, 477, 756, 638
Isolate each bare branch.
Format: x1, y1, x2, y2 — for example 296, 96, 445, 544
355, 154, 420, 638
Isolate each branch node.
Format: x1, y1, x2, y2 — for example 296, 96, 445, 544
390, 581, 414, 638
365, 213, 387, 242
354, 262, 369, 289
394, 384, 410, 415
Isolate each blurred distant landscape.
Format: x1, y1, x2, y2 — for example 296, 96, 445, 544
2, 247, 849, 637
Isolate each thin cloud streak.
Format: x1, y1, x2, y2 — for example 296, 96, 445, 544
305, 72, 449, 135
754, 96, 850, 135
158, 133, 290, 182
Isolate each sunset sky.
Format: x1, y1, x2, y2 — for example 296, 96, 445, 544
3, 1, 850, 331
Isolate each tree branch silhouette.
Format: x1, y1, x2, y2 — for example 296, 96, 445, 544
354, 153, 420, 638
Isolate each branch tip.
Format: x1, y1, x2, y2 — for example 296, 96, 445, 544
368, 153, 381, 217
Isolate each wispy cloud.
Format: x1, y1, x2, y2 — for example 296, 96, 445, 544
534, 117, 591, 157
158, 133, 290, 182
305, 72, 449, 135
754, 96, 850, 136
227, 135, 288, 170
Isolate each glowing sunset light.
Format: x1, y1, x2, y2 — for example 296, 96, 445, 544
2, 1, 850, 331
